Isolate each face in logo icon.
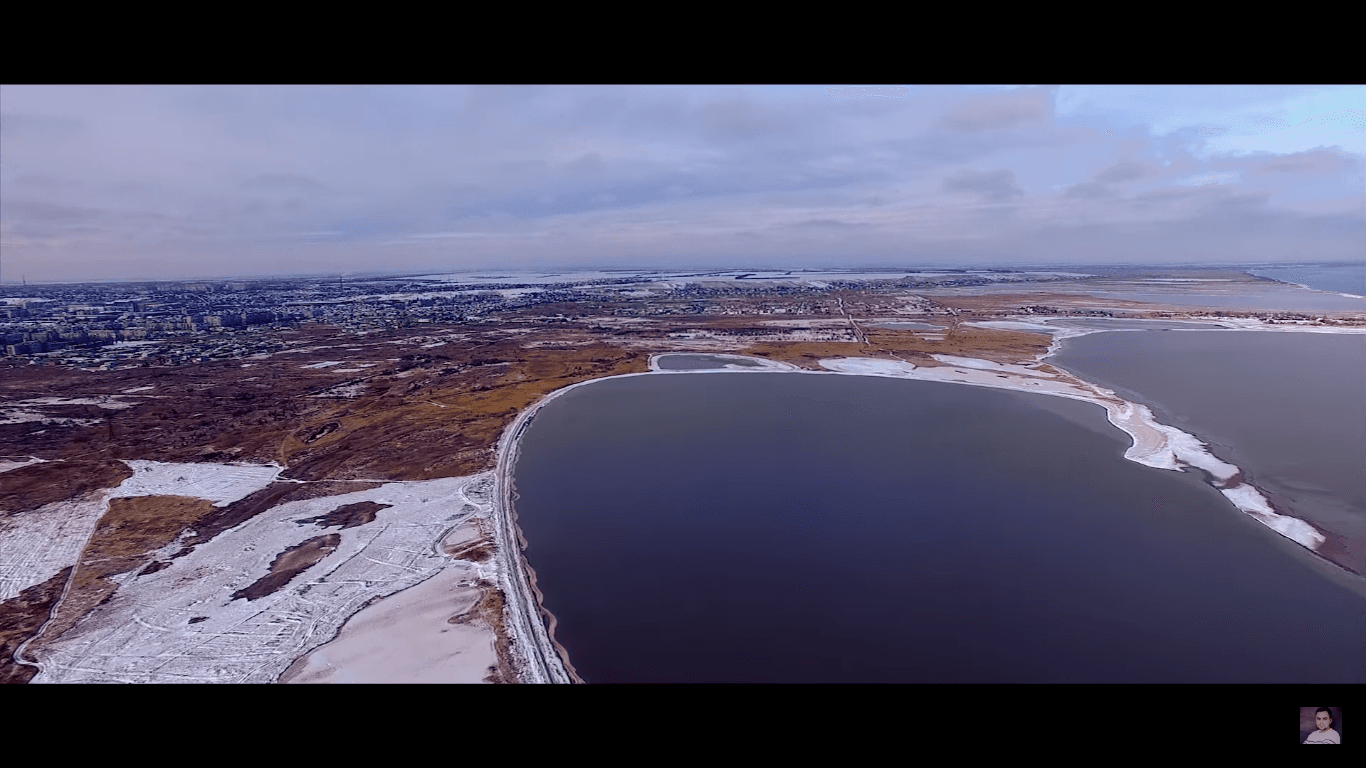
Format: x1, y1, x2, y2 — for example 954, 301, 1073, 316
1304, 708, 1339, 744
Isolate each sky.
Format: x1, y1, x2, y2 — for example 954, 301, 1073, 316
2, 84, 1363, 282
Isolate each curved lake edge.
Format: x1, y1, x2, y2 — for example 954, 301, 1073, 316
493, 325, 1366, 682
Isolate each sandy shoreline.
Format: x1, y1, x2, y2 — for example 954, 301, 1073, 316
279, 565, 496, 684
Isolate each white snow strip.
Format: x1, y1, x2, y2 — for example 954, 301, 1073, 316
121, 386, 155, 394
1221, 485, 1326, 550
0, 457, 46, 474
930, 355, 1058, 377
301, 361, 343, 369
0, 410, 102, 427
5, 397, 134, 410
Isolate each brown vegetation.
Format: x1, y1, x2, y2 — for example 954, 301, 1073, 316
274, 337, 649, 481
471, 579, 517, 684
739, 323, 1052, 368
37, 495, 215, 645
171, 481, 373, 558
229, 533, 342, 602
0, 459, 132, 516
446, 539, 495, 563
295, 500, 391, 530
0, 567, 71, 684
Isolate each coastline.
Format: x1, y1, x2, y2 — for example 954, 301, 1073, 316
491, 323, 1366, 680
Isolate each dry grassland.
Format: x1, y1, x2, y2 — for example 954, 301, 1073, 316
230, 533, 342, 602
37, 495, 215, 644
742, 322, 1051, 368
0, 458, 132, 516
0, 568, 70, 684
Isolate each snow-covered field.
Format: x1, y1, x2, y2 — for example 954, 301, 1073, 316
1, 461, 285, 605
0, 494, 110, 602
28, 471, 502, 684
112, 461, 284, 505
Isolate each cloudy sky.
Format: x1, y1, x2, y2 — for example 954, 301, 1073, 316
2, 84, 1363, 281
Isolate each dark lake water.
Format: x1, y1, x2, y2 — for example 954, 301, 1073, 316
1050, 331, 1366, 574
511, 372, 1366, 683
655, 354, 766, 370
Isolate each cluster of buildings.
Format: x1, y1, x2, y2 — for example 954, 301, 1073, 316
0, 270, 1119, 368
2, 295, 285, 357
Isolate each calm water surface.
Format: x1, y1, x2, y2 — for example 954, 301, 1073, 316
1050, 331, 1366, 572
511, 372, 1366, 683
1249, 263, 1366, 298
655, 354, 766, 370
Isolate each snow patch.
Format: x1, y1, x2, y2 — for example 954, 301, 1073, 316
930, 355, 1058, 377
818, 357, 919, 376
112, 461, 284, 506
5, 397, 134, 410
0, 457, 46, 474
1220, 485, 1326, 550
